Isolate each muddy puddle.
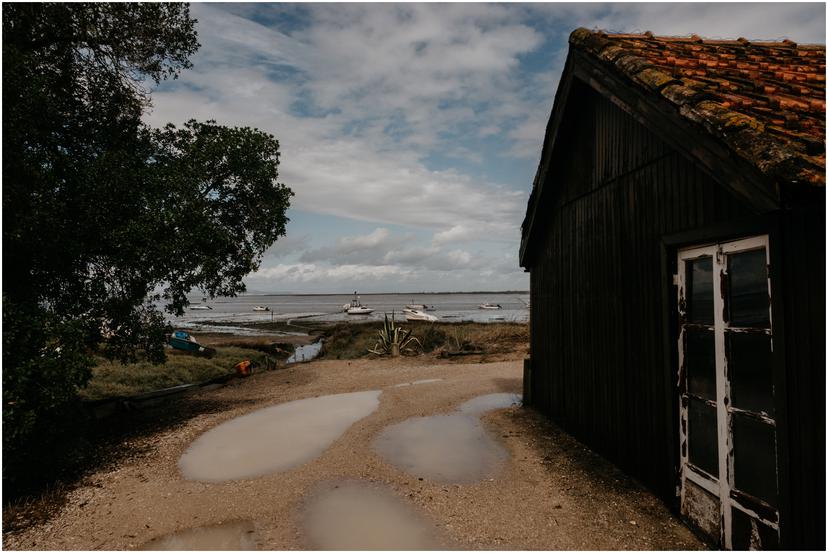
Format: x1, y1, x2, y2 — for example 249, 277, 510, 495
286, 340, 322, 364
372, 392, 520, 483
139, 520, 258, 550
302, 481, 444, 550
373, 414, 507, 483
457, 392, 522, 415
392, 378, 443, 388
179, 390, 381, 482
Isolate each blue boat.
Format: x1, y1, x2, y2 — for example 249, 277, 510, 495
169, 330, 205, 352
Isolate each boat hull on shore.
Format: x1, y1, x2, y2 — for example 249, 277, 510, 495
403, 308, 438, 322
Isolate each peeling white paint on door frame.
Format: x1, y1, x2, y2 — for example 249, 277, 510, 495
677, 235, 779, 549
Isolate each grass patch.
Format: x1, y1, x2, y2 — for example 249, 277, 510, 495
319, 321, 528, 359
80, 346, 271, 401
320, 321, 385, 359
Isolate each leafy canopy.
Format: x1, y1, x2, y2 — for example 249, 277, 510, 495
2, 2, 293, 490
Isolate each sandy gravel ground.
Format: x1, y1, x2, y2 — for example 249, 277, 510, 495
3, 355, 705, 550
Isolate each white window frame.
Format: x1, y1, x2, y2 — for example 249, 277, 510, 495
677, 234, 778, 549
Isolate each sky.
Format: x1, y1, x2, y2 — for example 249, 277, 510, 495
144, 2, 826, 294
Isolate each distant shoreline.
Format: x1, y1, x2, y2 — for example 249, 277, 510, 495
211, 290, 530, 297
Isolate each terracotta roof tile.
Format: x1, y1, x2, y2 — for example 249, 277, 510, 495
570, 28, 826, 185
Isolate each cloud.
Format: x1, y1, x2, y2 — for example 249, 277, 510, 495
261, 233, 310, 260
299, 228, 408, 264
252, 263, 413, 284
525, 3, 825, 43
293, 228, 489, 272
146, 3, 539, 236
147, 3, 821, 293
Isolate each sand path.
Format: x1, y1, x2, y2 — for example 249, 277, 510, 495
4, 357, 705, 550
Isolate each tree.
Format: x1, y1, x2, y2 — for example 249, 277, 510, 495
2, 3, 293, 492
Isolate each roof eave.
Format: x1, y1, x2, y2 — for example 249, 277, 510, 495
520, 33, 791, 267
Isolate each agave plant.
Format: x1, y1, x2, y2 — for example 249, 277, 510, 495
368, 312, 421, 357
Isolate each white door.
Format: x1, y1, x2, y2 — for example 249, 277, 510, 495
677, 235, 779, 549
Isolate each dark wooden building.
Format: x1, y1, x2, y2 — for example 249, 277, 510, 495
520, 29, 825, 549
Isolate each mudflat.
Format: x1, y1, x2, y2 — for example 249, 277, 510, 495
3, 355, 705, 550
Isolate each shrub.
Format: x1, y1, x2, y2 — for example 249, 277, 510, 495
367, 313, 421, 357
2, 299, 94, 497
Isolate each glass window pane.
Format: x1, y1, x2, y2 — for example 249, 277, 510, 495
728, 249, 769, 327
731, 507, 778, 550
732, 414, 778, 504
688, 397, 719, 477
686, 257, 714, 325
728, 333, 774, 414
686, 329, 716, 400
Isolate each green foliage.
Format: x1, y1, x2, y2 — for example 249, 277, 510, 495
320, 322, 385, 359
417, 324, 449, 352
318, 321, 528, 360
2, 296, 94, 496
367, 313, 422, 356
2, 3, 293, 495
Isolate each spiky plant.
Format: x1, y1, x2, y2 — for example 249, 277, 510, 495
367, 312, 421, 357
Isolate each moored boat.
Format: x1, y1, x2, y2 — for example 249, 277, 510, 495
403, 308, 438, 322
345, 292, 374, 315
189, 304, 213, 310
253, 306, 270, 312
478, 303, 502, 310
404, 303, 435, 311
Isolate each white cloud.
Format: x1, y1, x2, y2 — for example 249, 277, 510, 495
147, 3, 822, 293
252, 263, 413, 284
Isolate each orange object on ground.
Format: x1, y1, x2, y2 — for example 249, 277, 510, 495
235, 359, 252, 377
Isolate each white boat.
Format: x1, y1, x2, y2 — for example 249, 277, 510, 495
403, 308, 438, 322
478, 303, 502, 310
253, 306, 270, 312
345, 292, 374, 315
404, 303, 435, 311
189, 305, 213, 310
348, 306, 374, 315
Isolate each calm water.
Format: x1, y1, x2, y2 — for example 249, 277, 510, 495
371, 393, 521, 484
302, 481, 444, 550
179, 391, 381, 482
168, 292, 528, 329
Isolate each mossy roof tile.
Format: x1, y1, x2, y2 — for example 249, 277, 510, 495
570, 28, 826, 185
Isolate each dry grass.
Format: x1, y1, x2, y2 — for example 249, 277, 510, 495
80, 346, 271, 400
320, 321, 528, 359
79, 322, 529, 399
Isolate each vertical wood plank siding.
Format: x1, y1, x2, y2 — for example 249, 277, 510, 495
528, 86, 756, 500
777, 205, 826, 549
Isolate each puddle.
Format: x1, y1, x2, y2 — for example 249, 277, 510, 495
302, 481, 442, 550
392, 378, 443, 388
457, 392, 522, 415
139, 520, 258, 550
179, 390, 381, 482
372, 414, 508, 483
286, 340, 323, 364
